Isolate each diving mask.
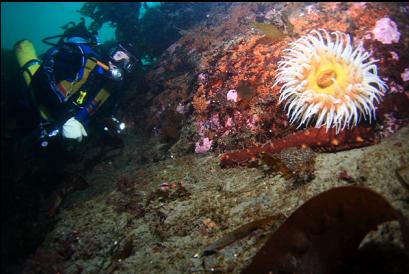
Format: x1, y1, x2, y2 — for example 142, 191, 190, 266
108, 43, 137, 74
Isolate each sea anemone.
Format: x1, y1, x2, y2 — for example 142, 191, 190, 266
275, 29, 387, 133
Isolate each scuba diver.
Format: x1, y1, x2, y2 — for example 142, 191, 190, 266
10, 19, 140, 207
14, 19, 138, 148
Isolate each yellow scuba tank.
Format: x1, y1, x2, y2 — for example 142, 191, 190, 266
14, 40, 41, 86
14, 40, 51, 121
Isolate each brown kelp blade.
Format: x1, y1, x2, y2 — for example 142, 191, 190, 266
203, 214, 286, 256
242, 186, 401, 274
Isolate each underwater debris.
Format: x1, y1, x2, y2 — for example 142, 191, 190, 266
258, 152, 294, 178
146, 181, 191, 206
116, 174, 135, 193
338, 170, 355, 184
241, 186, 406, 274
203, 214, 286, 256
236, 81, 257, 103
396, 165, 409, 192
279, 147, 316, 184
113, 196, 146, 218
109, 173, 147, 217
23, 230, 82, 273
111, 237, 134, 262
47, 173, 89, 217
252, 22, 286, 42
249, 147, 316, 185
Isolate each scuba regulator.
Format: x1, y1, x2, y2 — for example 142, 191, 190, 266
108, 67, 124, 81
87, 56, 124, 81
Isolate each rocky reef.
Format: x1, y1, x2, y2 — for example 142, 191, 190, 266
121, 2, 409, 165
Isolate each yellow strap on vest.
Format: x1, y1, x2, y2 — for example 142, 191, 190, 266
85, 87, 111, 116
58, 59, 97, 98
94, 87, 111, 105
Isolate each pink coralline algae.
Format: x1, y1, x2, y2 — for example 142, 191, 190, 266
210, 113, 221, 128
380, 112, 403, 138
389, 81, 404, 94
246, 114, 260, 132
195, 137, 213, 154
226, 89, 238, 102
389, 51, 399, 61
225, 117, 234, 128
176, 103, 187, 114
372, 17, 400, 44
401, 68, 409, 82
198, 73, 207, 83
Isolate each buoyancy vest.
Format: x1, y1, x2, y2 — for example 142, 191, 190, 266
41, 38, 106, 104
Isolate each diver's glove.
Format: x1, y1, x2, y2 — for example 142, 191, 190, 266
62, 117, 88, 142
